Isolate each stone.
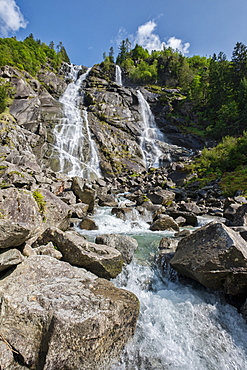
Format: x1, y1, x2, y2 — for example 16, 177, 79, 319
111, 207, 135, 221
0, 256, 139, 370
147, 189, 175, 205
159, 237, 178, 251
97, 193, 118, 207
167, 210, 198, 226
0, 248, 24, 272
71, 203, 90, 218
179, 202, 202, 215
0, 220, 30, 249
95, 234, 138, 264
79, 218, 98, 230
35, 228, 123, 279
232, 204, 247, 226
34, 242, 63, 260
72, 177, 95, 212
223, 203, 241, 222
38, 188, 72, 231
170, 222, 247, 295
150, 215, 179, 232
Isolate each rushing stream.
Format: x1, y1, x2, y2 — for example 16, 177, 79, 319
80, 206, 247, 370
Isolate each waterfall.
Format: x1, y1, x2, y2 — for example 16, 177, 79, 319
52, 65, 101, 180
116, 65, 122, 86
78, 206, 247, 370
137, 90, 165, 168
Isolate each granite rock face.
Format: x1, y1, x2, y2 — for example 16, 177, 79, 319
170, 222, 247, 296
0, 256, 140, 370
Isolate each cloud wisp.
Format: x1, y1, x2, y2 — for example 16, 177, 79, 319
0, 0, 27, 36
118, 20, 190, 55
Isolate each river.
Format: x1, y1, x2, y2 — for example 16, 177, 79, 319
79, 206, 247, 370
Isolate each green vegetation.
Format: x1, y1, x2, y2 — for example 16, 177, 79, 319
33, 190, 46, 215
188, 133, 247, 195
0, 34, 70, 76
113, 39, 247, 141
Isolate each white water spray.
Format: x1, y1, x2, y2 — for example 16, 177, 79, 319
78, 206, 247, 370
137, 90, 165, 168
53, 65, 101, 179
115, 65, 123, 86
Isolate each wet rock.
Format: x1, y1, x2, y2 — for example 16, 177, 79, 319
0, 248, 24, 272
159, 237, 178, 251
35, 228, 123, 279
0, 256, 139, 370
150, 215, 179, 231
111, 207, 135, 221
170, 222, 247, 296
97, 193, 118, 207
95, 234, 138, 264
79, 218, 98, 230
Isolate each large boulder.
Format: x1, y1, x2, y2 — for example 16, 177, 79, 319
0, 256, 139, 370
170, 222, 247, 296
95, 234, 138, 264
0, 220, 30, 249
34, 228, 123, 279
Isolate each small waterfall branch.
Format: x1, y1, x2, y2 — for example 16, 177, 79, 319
115, 65, 122, 86
137, 90, 165, 168
53, 65, 101, 179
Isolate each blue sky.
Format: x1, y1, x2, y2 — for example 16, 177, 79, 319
1, 0, 247, 67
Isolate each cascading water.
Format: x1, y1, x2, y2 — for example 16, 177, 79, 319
137, 90, 165, 168
52, 65, 101, 179
79, 206, 247, 370
115, 65, 122, 86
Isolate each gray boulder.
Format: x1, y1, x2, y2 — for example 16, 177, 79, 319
0, 248, 24, 272
0, 256, 139, 370
72, 177, 95, 212
232, 204, 247, 226
0, 220, 30, 249
147, 189, 175, 205
95, 234, 138, 264
150, 215, 179, 231
170, 222, 247, 295
35, 228, 123, 279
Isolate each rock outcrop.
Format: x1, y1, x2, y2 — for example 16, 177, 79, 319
0, 256, 139, 370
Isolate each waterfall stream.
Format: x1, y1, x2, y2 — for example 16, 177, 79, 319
116, 65, 122, 86
79, 206, 247, 370
137, 90, 165, 168
52, 65, 101, 179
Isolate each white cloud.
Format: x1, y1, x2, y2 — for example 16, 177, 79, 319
164, 36, 190, 55
0, 0, 27, 36
119, 20, 190, 55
